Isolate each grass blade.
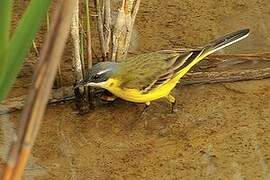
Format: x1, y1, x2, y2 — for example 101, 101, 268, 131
0, 0, 12, 50
0, 0, 13, 85
2, 0, 76, 178
0, 0, 51, 101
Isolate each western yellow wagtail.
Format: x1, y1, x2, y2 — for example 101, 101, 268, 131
77, 29, 249, 112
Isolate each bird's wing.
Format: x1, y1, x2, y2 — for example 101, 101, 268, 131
115, 49, 204, 92
141, 49, 205, 93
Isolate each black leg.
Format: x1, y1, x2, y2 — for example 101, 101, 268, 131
141, 103, 151, 127
171, 100, 176, 113
166, 94, 176, 113
141, 103, 150, 116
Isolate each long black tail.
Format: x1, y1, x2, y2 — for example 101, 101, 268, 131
202, 28, 250, 57
175, 29, 250, 75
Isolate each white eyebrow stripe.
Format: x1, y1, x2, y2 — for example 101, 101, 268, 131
97, 69, 111, 75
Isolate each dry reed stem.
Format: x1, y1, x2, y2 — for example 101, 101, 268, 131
95, 0, 106, 60
71, 0, 91, 113
47, 11, 63, 88
123, 0, 140, 58
182, 67, 270, 85
111, 0, 141, 61
55, 65, 63, 88
71, 0, 83, 82
79, 22, 86, 74
103, 0, 111, 59
111, 0, 126, 61
84, 0, 93, 68
2, 0, 75, 179
84, 0, 94, 105
208, 53, 270, 61
32, 41, 39, 56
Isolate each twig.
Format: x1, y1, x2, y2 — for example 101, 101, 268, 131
71, 0, 83, 82
71, 0, 91, 114
47, 11, 63, 88
46, 12, 50, 30
32, 41, 39, 56
123, 0, 140, 58
181, 67, 270, 85
2, 0, 75, 179
0, 87, 74, 115
111, 0, 127, 61
55, 65, 63, 88
95, 0, 106, 60
208, 53, 270, 61
103, 0, 111, 59
79, 21, 85, 75
111, 0, 141, 61
84, 0, 94, 106
84, 0, 93, 68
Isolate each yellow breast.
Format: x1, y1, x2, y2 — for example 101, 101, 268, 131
101, 76, 180, 103
99, 62, 197, 103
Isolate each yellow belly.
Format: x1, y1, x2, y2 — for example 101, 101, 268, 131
100, 57, 203, 103
102, 75, 180, 103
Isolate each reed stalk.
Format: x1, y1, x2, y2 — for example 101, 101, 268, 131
0, 0, 51, 101
84, 0, 93, 68
2, 0, 75, 179
111, 0, 141, 61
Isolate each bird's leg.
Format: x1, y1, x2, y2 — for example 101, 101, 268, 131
141, 102, 150, 127
141, 101, 150, 115
127, 102, 151, 130
166, 94, 176, 113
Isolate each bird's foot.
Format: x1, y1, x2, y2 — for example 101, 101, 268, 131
166, 94, 176, 114
171, 100, 176, 113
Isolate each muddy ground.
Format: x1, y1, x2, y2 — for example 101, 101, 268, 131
1, 0, 270, 179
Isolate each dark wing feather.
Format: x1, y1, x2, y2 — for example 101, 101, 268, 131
114, 49, 203, 92
141, 51, 195, 93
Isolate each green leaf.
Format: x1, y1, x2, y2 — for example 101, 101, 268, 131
0, 0, 13, 86
0, 0, 12, 50
0, 0, 52, 101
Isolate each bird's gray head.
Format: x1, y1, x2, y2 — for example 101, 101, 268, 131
76, 62, 119, 87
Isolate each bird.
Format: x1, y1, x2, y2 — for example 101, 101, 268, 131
76, 29, 250, 112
